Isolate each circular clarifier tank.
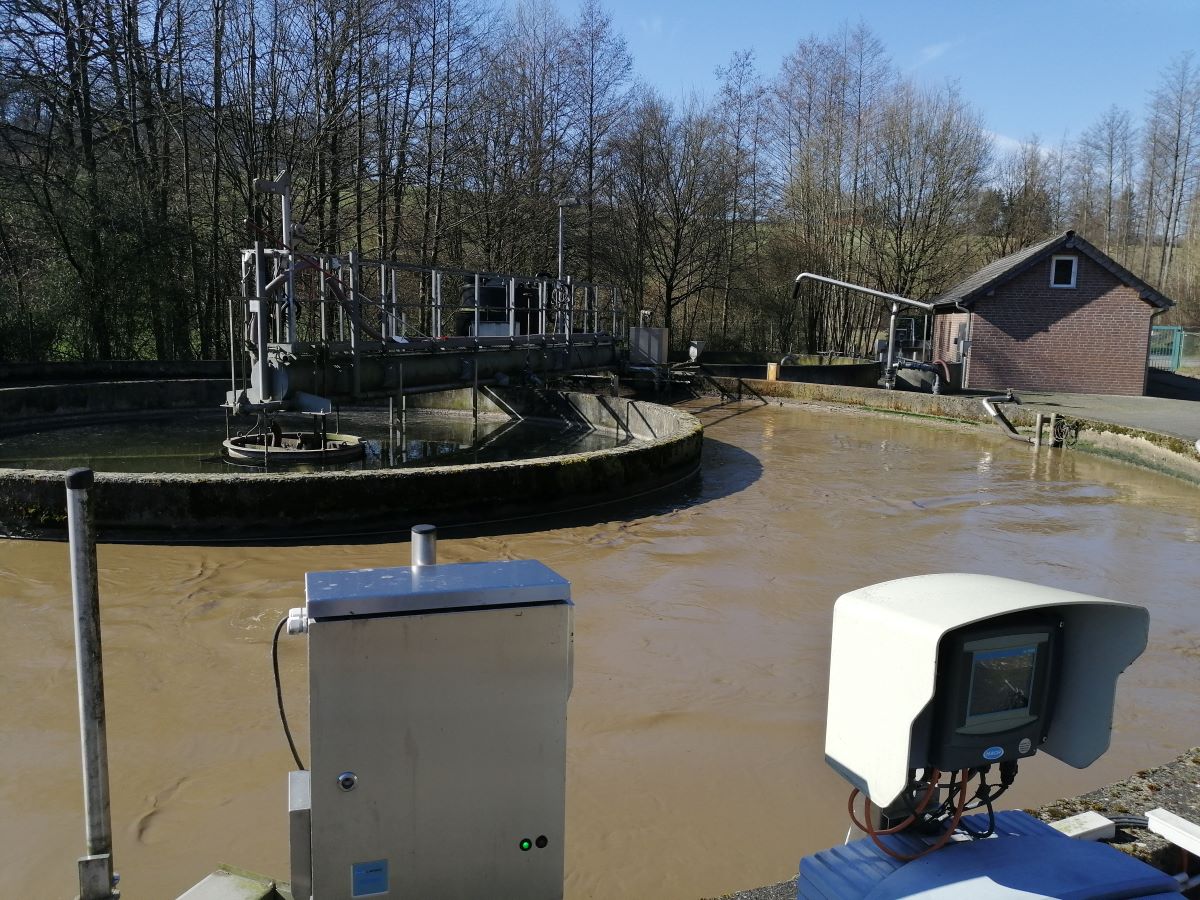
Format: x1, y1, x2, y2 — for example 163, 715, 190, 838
0, 390, 702, 541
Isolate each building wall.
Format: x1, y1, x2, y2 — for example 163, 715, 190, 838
931, 311, 970, 389
932, 311, 970, 362
962, 255, 1155, 395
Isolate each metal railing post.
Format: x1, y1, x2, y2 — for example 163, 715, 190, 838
508, 277, 516, 337
66, 468, 118, 900
349, 250, 361, 397
473, 273, 481, 339
434, 270, 443, 338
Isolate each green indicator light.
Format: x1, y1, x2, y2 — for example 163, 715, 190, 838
519, 839, 532, 851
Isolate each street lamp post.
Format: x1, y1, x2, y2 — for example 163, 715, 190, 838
557, 196, 580, 284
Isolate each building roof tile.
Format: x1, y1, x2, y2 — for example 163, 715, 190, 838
931, 231, 1174, 310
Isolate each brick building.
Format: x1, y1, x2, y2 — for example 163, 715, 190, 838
930, 231, 1174, 395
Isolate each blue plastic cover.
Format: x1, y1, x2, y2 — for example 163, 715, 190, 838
798, 810, 1180, 899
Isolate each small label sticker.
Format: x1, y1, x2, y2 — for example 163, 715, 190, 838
983, 745, 1004, 761
1018, 737, 1032, 754
352, 859, 389, 897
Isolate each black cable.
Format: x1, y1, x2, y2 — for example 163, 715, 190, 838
272, 615, 306, 770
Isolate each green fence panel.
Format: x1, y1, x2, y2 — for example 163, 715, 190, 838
1149, 325, 1184, 372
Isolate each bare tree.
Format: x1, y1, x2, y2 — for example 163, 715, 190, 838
863, 82, 989, 300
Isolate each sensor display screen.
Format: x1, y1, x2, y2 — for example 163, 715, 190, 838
967, 645, 1037, 720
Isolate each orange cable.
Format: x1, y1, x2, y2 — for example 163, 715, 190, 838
852, 769, 972, 863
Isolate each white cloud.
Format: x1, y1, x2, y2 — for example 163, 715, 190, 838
914, 41, 956, 68
986, 130, 1026, 156
638, 15, 664, 37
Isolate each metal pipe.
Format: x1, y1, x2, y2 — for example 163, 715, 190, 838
411, 524, 437, 567
791, 272, 936, 310
66, 468, 117, 900
982, 392, 1032, 444
792, 273, 936, 390
885, 302, 899, 387
1035, 413, 1045, 449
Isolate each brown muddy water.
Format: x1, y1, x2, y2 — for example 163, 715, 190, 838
2, 398, 1199, 898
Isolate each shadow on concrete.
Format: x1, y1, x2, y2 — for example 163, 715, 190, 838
1148, 369, 1200, 401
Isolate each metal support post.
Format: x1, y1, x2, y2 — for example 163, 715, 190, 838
281, 178, 297, 343
254, 169, 297, 343
253, 241, 271, 403
885, 301, 899, 389
433, 271, 443, 338
65, 468, 118, 900
319, 267, 328, 340
508, 277, 517, 337
399, 365, 407, 463
566, 277, 574, 344
1034, 413, 1045, 449
473, 273, 481, 339
349, 250, 361, 397
389, 268, 398, 340
411, 524, 437, 567
381, 263, 389, 341
227, 296, 237, 399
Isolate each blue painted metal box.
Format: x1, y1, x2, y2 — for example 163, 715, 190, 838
798, 810, 1179, 898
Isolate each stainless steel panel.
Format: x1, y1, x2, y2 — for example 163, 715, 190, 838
309, 600, 572, 899
306, 560, 570, 619
288, 770, 312, 900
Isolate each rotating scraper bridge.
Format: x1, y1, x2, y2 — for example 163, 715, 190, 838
230, 246, 624, 415
230, 174, 623, 418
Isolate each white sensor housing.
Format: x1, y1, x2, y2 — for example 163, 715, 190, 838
825, 574, 1148, 806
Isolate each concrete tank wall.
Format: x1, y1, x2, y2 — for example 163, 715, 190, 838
0, 360, 228, 384
701, 362, 881, 387
0, 391, 702, 541
0, 379, 228, 433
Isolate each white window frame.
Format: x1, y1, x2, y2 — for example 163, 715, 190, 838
1050, 255, 1078, 289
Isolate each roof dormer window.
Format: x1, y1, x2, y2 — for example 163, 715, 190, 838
1051, 255, 1077, 289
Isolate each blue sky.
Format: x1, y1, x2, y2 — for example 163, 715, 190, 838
599, 0, 1200, 150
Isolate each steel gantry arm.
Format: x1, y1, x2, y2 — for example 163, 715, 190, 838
792, 273, 937, 389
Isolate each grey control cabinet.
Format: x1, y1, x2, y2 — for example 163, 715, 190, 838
301, 560, 573, 900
